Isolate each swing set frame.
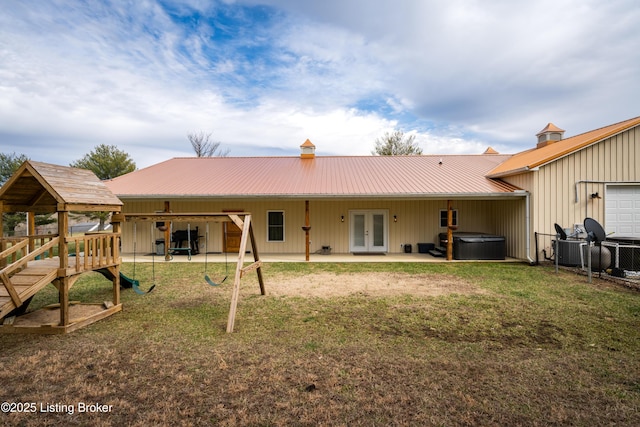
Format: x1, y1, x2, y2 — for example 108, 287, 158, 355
204, 222, 228, 286
113, 211, 265, 333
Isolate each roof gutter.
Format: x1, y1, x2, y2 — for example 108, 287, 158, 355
486, 166, 536, 179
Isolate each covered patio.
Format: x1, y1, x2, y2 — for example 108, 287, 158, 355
120, 252, 523, 263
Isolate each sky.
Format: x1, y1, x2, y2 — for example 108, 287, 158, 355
1, 0, 639, 169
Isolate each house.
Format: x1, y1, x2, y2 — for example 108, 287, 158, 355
105, 141, 527, 259
488, 115, 640, 260
105, 116, 640, 262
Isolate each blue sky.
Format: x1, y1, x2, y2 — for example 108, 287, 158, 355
1, 0, 639, 168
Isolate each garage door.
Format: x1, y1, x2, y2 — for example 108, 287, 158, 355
606, 185, 640, 238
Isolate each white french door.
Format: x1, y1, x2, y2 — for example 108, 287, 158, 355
349, 210, 388, 253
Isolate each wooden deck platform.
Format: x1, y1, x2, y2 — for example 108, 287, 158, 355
1, 248, 122, 334
1, 302, 122, 334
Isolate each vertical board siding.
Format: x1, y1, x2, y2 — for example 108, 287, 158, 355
118, 197, 527, 258
502, 126, 640, 261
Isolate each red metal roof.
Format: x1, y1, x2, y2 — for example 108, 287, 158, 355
106, 154, 521, 199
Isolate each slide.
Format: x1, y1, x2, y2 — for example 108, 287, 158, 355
119, 272, 139, 289
95, 268, 139, 289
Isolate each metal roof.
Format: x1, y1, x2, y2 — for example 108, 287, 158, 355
488, 116, 640, 178
105, 154, 522, 199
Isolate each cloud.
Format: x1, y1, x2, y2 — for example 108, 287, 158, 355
1, 0, 639, 169
239, 0, 640, 147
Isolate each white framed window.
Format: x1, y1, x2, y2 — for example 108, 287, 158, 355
439, 209, 458, 228
267, 210, 285, 242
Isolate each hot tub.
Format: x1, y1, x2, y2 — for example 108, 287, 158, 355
438, 232, 506, 260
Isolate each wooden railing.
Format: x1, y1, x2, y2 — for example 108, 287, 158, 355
0, 235, 59, 267
0, 232, 120, 275
29, 235, 58, 260
0, 237, 61, 301
0, 238, 28, 267
66, 232, 120, 272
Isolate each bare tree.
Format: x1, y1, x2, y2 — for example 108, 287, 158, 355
188, 131, 230, 157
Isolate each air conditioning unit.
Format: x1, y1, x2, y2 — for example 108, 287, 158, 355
556, 240, 583, 267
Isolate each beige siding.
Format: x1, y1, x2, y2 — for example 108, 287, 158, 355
502, 126, 640, 261
119, 197, 528, 258
488, 174, 533, 261
489, 198, 529, 260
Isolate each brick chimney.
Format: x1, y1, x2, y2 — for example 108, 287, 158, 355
536, 123, 565, 148
300, 139, 316, 159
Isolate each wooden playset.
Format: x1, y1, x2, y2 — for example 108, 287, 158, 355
0, 161, 123, 334
0, 161, 265, 334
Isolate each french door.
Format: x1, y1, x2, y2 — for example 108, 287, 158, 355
349, 210, 388, 253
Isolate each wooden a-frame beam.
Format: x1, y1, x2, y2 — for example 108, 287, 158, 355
27, 188, 50, 208
115, 212, 247, 223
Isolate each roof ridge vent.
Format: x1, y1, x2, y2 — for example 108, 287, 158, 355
536, 123, 565, 148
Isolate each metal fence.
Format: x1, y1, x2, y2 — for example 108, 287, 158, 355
534, 231, 640, 277
602, 241, 640, 276
534, 232, 559, 264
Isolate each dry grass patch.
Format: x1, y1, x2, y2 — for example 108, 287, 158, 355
266, 272, 487, 298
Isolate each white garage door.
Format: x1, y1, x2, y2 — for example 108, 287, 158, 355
606, 185, 640, 238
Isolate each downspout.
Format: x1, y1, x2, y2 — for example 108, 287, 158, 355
524, 191, 534, 264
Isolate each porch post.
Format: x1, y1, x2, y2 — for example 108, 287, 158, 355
446, 200, 454, 261
302, 200, 311, 261
164, 201, 171, 261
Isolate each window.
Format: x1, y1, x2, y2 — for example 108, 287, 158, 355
439, 209, 458, 228
267, 211, 285, 242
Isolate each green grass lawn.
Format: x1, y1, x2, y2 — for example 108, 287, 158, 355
1, 262, 639, 426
